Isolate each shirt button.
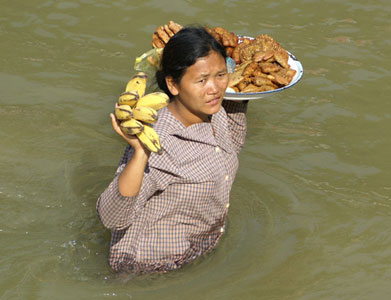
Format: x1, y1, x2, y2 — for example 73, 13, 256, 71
225, 175, 229, 181
220, 227, 224, 233
226, 203, 230, 208
215, 147, 220, 153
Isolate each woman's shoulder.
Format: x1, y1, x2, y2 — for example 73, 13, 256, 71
152, 106, 181, 139
147, 106, 182, 165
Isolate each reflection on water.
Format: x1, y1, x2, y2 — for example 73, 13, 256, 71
1, 0, 391, 299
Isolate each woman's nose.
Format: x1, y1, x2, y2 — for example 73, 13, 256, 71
206, 79, 219, 94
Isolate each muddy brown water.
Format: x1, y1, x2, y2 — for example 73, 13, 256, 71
1, 0, 391, 299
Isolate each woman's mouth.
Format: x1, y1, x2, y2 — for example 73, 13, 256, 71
206, 97, 221, 106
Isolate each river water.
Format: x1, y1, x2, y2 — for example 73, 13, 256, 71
1, 0, 391, 299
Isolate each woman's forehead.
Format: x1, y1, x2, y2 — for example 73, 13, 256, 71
186, 51, 226, 75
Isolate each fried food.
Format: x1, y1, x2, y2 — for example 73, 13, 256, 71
252, 76, 277, 88
168, 20, 183, 34
163, 24, 175, 37
155, 26, 170, 44
241, 84, 262, 93
259, 62, 281, 74
240, 43, 264, 63
242, 62, 258, 76
205, 26, 222, 44
228, 61, 250, 87
273, 50, 290, 69
237, 77, 253, 91
152, 32, 165, 49
255, 34, 283, 51
253, 50, 275, 62
231, 38, 251, 64
256, 85, 276, 92
150, 22, 297, 93
270, 68, 297, 86
226, 33, 296, 93
225, 46, 234, 57
209, 27, 239, 48
152, 21, 183, 48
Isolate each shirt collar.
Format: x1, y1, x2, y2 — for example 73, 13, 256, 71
158, 106, 232, 153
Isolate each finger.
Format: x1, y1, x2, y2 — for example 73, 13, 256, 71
110, 113, 117, 127
110, 113, 140, 146
110, 113, 136, 142
110, 113, 123, 135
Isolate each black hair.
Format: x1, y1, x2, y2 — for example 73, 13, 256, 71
155, 26, 227, 98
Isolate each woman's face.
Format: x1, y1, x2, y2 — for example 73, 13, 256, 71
166, 50, 228, 125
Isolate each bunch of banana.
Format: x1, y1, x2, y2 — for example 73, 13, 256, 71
114, 71, 170, 154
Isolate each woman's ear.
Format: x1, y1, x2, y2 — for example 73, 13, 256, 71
165, 76, 179, 96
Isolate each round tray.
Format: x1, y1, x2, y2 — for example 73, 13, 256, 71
224, 51, 303, 101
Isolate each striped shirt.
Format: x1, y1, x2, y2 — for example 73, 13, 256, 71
97, 100, 248, 274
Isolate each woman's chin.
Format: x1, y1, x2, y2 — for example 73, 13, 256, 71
205, 104, 221, 116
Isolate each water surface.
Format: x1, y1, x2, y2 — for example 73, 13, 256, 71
1, 0, 391, 299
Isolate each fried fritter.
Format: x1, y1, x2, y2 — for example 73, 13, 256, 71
225, 46, 234, 57
255, 34, 283, 52
239, 43, 264, 63
205, 26, 222, 44
252, 68, 275, 80
253, 50, 275, 62
151, 21, 183, 48
222, 33, 238, 47
205, 26, 239, 51
163, 24, 175, 37
270, 68, 297, 86
241, 84, 262, 93
271, 73, 290, 86
242, 62, 259, 77
259, 62, 281, 74
256, 85, 276, 92
273, 50, 289, 68
237, 77, 253, 91
168, 20, 183, 34
228, 72, 244, 87
231, 86, 240, 93
228, 61, 251, 88
252, 76, 277, 88
217, 30, 238, 48
155, 26, 170, 44
152, 32, 165, 48
231, 38, 251, 63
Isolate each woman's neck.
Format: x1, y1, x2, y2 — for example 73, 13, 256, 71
167, 99, 209, 127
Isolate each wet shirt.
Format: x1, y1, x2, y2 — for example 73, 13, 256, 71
96, 100, 248, 274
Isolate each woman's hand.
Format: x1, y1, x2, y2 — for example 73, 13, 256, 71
110, 112, 150, 156
110, 109, 151, 197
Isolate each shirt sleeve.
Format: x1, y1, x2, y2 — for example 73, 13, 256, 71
221, 100, 248, 153
96, 145, 165, 231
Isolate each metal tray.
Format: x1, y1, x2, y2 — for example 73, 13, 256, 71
224, 51, 303, 101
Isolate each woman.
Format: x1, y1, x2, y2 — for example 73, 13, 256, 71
97, 26, 248, 274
